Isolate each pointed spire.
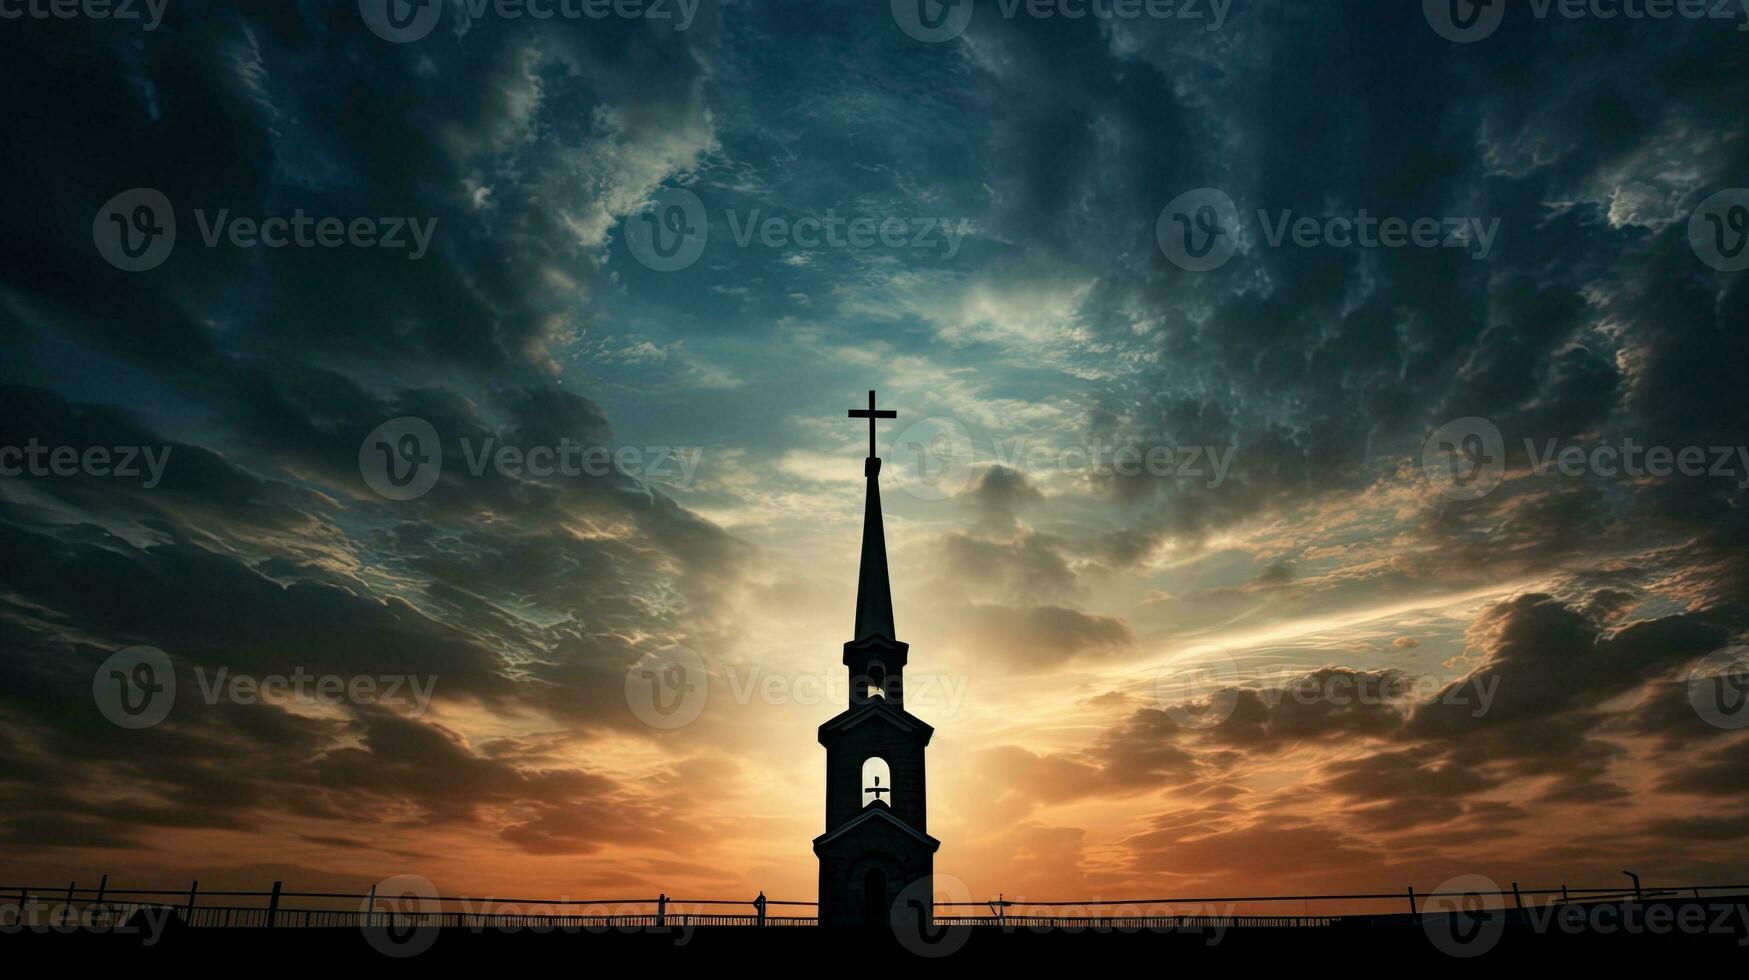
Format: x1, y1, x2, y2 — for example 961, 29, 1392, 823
854, 456, 896, 642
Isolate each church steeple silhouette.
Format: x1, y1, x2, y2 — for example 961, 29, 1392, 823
814, 391, 940, 928
853, 454, 895, 642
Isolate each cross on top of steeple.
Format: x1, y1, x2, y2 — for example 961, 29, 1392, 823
847, 389, 897, 642
847, 390, 897, 460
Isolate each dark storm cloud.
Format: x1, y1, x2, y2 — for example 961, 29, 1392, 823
1311, 592, 1738, 830
1641, 814, 1749, 843
0, 374, 750, 845
923, 0, 1749, 568
0, 0, 748, 859
1095, 665, 1415, 762
0, 383, 742, 852
1216, 667, 1415, 744
1004, 588, 1743, 846
971, 668, 1421, 814
0, 1, 716, 380
1410, 595, 1733, 737
1117, 815, 1383, 880
919, 467, 1151, 672
962, 464, 1045, 530
926, 529, 1083, 606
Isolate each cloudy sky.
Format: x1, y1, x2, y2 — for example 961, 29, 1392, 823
2, 0, 1748, 910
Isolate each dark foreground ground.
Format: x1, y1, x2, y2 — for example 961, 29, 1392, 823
6, 899, 1746, 971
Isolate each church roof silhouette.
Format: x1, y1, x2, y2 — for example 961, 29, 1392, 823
813, 801, 938, 851
817, 697, 933, 737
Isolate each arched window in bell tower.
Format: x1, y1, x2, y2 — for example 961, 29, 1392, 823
861, 757, 892, 807
866, 661, 887, 700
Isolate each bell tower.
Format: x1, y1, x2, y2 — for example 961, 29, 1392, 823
814, 391, 940, 928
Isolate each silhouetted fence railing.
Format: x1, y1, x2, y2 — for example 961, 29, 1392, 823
935, 873, 1749, 923
4, 873, 1746, 931
0, 878, 819, 929
942, 914, 1339, 928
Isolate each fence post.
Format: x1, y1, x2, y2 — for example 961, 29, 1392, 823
755, 892, 766, 927
62, 881, 76, 927
656, 893, 667, 928
186, 881, 199, 924
1622, 870, 1641, 902
267, 880, 282, 928
1406, 885, 1417, 916
1561, 885, 1569, 905
95, 874, 108, 926
1511, 883, 1522, 911
367, 883, 377, 927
